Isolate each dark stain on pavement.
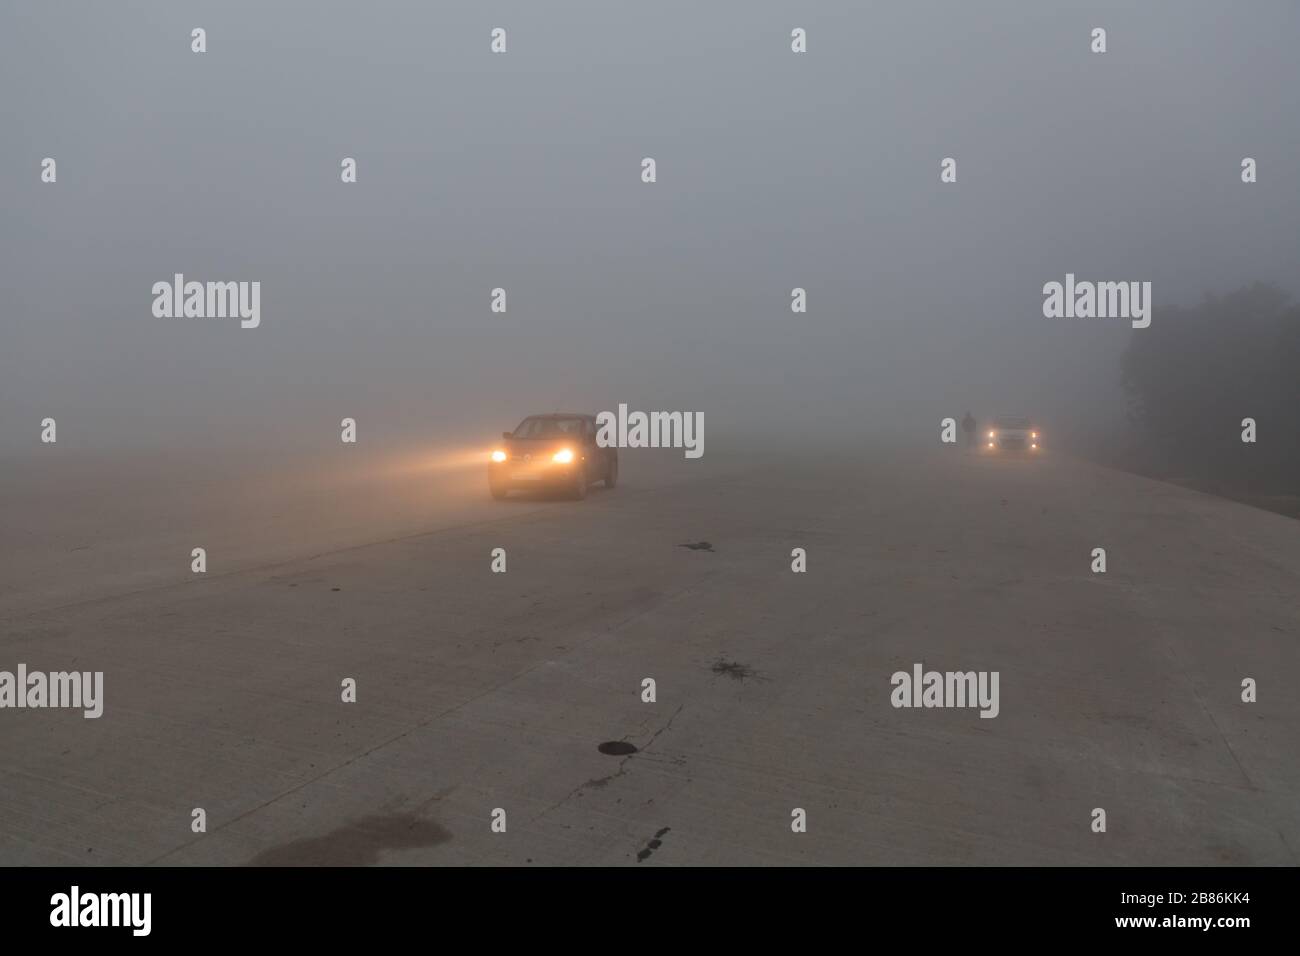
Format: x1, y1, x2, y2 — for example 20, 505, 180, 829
598, 740, 638, 756
245, 813, 451, 866
679, 541, 714, 551
711, 658, 761, 682
636, 827, 671, 863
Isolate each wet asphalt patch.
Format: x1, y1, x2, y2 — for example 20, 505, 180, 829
245, 813, 450, 866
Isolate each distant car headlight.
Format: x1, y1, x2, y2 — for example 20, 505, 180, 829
491, 450, 507, 463
1031, 443, 1038, 450
552, 448, 574, 464
987, 442, 994, 448
988, 431, 995, 438
1031, 432, 1038, 439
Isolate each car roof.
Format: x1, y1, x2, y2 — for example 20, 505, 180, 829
523, 412, 594, 420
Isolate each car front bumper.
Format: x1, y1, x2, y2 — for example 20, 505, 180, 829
490, 460, 581, 487
985, 436, 1038, 452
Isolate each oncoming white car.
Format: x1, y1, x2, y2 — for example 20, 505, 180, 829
984, 416, 1042, 454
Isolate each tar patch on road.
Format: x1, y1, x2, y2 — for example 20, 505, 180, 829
598, 741, 638, 756
679, 541, 714, 551
636, 827, 671, 863
244, 813, 451, 866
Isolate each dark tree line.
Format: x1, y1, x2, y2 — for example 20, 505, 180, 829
1121, 283, 1300, 492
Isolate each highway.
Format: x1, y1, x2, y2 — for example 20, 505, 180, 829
1, 444, 1297, 865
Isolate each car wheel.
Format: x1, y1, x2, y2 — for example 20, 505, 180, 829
604, 457, 618, 489
572, 470, 587, 500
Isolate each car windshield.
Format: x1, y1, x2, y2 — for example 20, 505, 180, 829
512, 417, 586, 439
995, 417, 1031, 429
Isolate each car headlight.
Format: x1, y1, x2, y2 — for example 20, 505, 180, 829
987, 442, 994, 448
552, 448, 574, 464
988, 431, 995, 438
1031, 432, 1038, 439
491, 450, 507, 463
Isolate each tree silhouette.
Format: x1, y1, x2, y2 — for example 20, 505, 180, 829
1121, 283, 1300, 491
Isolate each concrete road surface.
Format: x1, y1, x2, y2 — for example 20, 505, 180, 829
1, 445, 1297, 865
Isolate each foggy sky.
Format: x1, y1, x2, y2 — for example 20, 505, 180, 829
3, 0, 1298, 455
